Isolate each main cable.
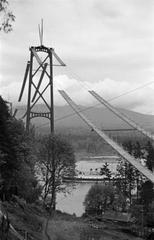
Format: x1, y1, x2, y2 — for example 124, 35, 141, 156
36, 80, 154, 129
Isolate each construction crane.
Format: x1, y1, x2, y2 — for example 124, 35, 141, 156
59, 90, 154, 183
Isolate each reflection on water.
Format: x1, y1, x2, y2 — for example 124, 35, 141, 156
57, 160, 118, 216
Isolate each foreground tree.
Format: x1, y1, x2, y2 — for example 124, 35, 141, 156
113, 190, 127, 212
145, 141, 154, 171
83, 184, 115, 215
0, 0, 15, 32
131, 185, 154, 229
36, 134, 75, 209
0, 96, 40, 202
140, 181, 154, 210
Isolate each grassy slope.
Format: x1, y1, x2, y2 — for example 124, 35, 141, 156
3, 200, 143, 240
46, 212, 143, 240
2, 199, 45, 240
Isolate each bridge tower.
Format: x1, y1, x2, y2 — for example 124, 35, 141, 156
18, 21, 65, 133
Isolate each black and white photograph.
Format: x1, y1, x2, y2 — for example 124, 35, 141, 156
0, 1, 154, 239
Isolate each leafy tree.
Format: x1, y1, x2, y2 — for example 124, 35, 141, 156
131, 141, 144, 200
36, 134, 75, 209
100, 163, 112, 179
133, 141, 142, 159
145, 141, 154, 171
130, 204, 145, 226
83, 184, 115, 215
0, 96, 40, 202
126, 141, 154, 228
115, 141, 143, 206
115, 160, 136, 206
146, 209, 154, 228
0, 96, 18, 200
115, 140, 154, 225
113, 191, 127, 212
135, 142, 154, 214
140, 181, 154, 209
0, 0, 15, 32
131, 201, 154, 228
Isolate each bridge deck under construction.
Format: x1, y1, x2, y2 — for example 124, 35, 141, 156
59, 90, 154, 183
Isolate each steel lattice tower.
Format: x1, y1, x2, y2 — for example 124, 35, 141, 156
18, 23, 65, 133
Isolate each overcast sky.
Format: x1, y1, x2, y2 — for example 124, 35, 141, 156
0, 0, 154, 114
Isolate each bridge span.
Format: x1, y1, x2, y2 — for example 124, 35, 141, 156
59, 90, 154, 183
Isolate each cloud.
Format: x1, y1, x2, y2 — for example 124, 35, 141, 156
55, 76, 154, 113
1, 74, 154, 115
0, 0, 154, 114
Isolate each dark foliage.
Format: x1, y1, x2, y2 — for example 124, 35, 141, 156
0, 96, 40, 202
115, 141, 143, 205
145, 141, 154, 171
100, 163, 112, 179
36, 134, 76, 208
83, 183, 115, 215
0, 0, 15, 33
140, 181, 154, 209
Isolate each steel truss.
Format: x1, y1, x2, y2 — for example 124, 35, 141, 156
59, 90, 154, 183
18, 45, 65, 132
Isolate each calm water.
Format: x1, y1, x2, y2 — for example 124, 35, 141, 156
57, 182, 93, 216
57, 160, 118, 216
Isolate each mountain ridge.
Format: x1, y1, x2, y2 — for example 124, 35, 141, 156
16, 104, 154, 134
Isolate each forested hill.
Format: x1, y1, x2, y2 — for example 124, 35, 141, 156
15, 105, 154, 157
16, 104, 154, 133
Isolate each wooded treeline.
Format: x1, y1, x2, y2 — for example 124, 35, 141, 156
0, 96, 75, 209
59, 129, 151, 156
84, 140, 154, 230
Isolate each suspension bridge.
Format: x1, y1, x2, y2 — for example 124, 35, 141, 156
4, 22, 154, 240
59, 90, 154, 183
16, 30, 154, 184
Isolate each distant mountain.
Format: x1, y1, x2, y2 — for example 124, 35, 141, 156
16, 104, 154, 134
